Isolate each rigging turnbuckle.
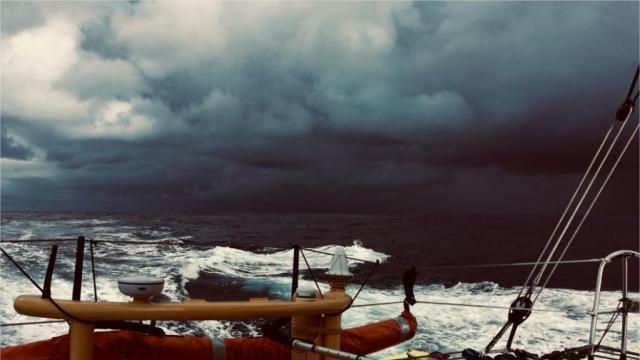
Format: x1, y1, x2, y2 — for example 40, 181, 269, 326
485, 296, 533, 352
616, 66, 639, 122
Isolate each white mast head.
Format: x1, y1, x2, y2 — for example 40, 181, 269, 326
326, 248, 352, 277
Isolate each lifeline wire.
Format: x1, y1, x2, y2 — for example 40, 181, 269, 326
302, 247, 601, 270
1, 239, 604, 270
1, 320, 66, 327
350, 299, 565, 313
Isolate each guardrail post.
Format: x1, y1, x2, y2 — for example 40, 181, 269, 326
72, 236, 85, 301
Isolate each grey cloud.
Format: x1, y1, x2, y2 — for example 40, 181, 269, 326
1, 128, 34, 160
1, 1, 637, 214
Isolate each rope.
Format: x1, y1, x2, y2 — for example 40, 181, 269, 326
533, 121, 640, 303
1, 320, 66, 327
299, 248, 324, 298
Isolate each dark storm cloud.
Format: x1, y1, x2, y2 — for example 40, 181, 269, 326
1, 128, 34, 160
1, 1, 638, 214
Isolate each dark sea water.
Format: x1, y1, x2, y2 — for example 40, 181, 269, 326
1, 212, 638, 354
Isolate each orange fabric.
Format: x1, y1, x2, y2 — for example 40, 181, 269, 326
341, 311, 418, 355
0, 312, 417, 359
1, 331, 212, 360
224, 337, 290, 360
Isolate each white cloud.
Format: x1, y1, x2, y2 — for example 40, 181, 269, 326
1, 17, 87, 121
1, 15, 170, 141
111, 2, 227, 78
55, 55, 148, 100
65, 98, 172, 140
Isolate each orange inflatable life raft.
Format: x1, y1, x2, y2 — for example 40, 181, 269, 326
1, 311, 417, 359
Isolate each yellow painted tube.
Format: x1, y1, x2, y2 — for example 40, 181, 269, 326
69, 321, 94, 360
14, 295, 351, 321
291, 290, 322, 360
322, 277, 350, 360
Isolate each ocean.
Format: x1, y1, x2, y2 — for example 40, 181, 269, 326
1, 212, 638, 356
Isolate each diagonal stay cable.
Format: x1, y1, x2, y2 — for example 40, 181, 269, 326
1, 248, 44, 292
530, 66, 639, 299
534, 121, 640, 304
595, 300, 623, 350
518, 120, 616, 297
299, 248, 324, 298
1, 247, 87, 324
530, 118, 630, 295
341, 260, 379, 313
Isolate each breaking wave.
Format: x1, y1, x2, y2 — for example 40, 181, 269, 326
1, 215, 637, 355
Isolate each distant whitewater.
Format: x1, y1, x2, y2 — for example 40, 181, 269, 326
1, 212, 637, 355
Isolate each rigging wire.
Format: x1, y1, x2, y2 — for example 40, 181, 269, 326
302, 247, 602, 270
595, 301, 623, 350
350, 299, 565, 313
1, 239, 604, 269
486, 65, 639, 351
1, 248, 44, 293
299, 248, 324, 298
528, 118, 630, 298
1, 247, 87, 325
533, 122, 640, 303
0, 238, 76, 244
526, 65, 639, 301
517, 121, 615, 298
1, 320, 66, 327
341, 259, 379, 313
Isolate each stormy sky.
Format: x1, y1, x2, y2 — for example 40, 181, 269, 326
1, 1, 638, 214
